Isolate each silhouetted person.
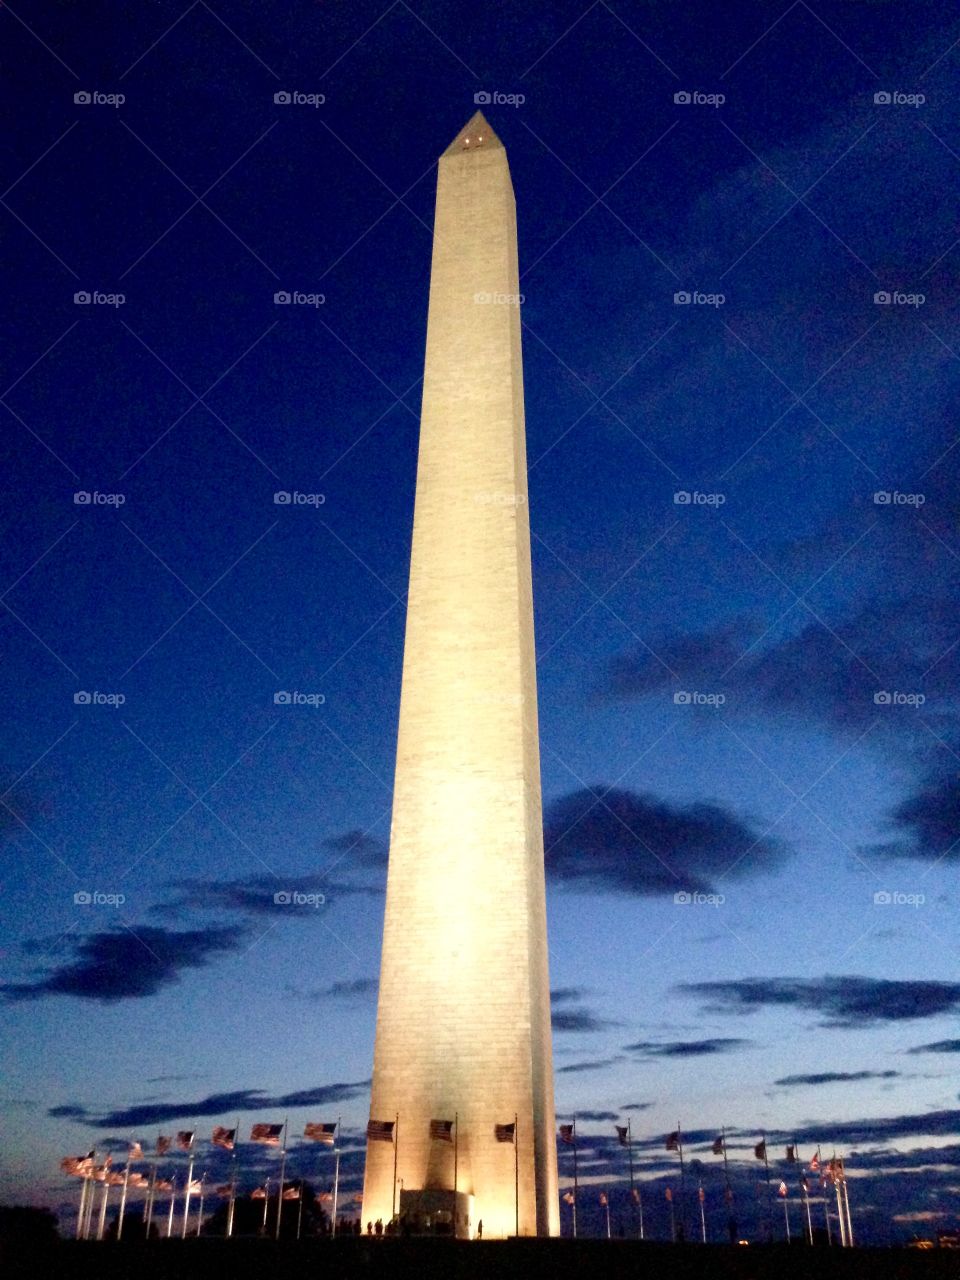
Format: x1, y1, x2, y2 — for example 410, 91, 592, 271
375, 1217, 383, 1236
477, 1219, 483, 1239
367, 1220, 373, 1235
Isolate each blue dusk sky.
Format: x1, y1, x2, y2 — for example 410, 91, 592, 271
1, 0, 960, 1245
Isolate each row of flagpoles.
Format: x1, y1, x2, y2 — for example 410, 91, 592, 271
61, 1119, 344, 1242
62, 1114, 856, 1245
557, 1120, 855, 1245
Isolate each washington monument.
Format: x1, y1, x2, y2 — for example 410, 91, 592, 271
362, 111, 559, 1239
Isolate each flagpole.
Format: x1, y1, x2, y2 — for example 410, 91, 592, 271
332, 1116, 341, 1239
262, 1178, 270, 1233
275, 1117, 288, 1240
514, 1113, 519, 1239
96, 1180, 109, 1241
677, 1122, 685, 1243
668, 1190, 676, 1243
761, 1132, 772, 1243
145, 1139, 158, 1234
197, 1173, 205, 1236
76, 1173, 88, 1241
842, 1167, 854, 1246
392, 1113, 399, 1223
166, 1177, 177, 1238
626, 1119, 639, 1239
454, 1110, 459, 1232
297, 1184, 303, 1240
832, 1152, 847, 1247
816, 1146, 832, 1245
572, 1116, 578, 1240
796, 1139, 812, 1246
783, 1190, 791, 1241
605, 1194, 611, 1239
181, 1147, 195, 1238
118, 1150, 131, 1240
227, 1117, 239, 1240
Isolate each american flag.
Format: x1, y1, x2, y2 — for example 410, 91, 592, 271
665, 1131, 680, 1151
665, 1187, 673, 1202
494, 1123, 515, 1144
429, 1119, 454, 1142
778, 1181, 788, 1197
698, 1185, 705, 1203
318, 1191, 333, 1203
599, 1192, 608, 1206
810, 1153, 820, 1171
615, 1125, 629, 1147
215, 1185, 233, 1197
251, 1123, 283, 1145
304, 1122, 337, 1145
128, 1141, 144, 1161
157, 1135, 172, 1155
785, 1144, 797, 1163
251, 1187, 268, 1200
282, 1186, 301, 1200
367, 1119, 395, 1142
212, 1126, 236, 1150
712, 1135, 724, 1155
754, 1139, 767, 1161
630, 1187, 641, 1204
562, 1190, 575, 1204
176, 1131, 194, 1151
156, 1179, 174, 1193
558, 1124, 575, 1145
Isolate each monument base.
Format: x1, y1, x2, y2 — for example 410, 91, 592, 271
398, 1188, 475, 1239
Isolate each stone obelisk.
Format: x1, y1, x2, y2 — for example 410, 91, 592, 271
362, 112, 558, 1239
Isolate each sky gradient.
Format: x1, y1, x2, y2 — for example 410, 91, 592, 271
2, 0, 959, 1245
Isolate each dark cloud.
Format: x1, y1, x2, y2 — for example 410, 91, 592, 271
551, 1008, 617, 1033
572, 1110, 620, 1123
163, 867, 382, 919
544, 787, 783, 896
908, 1040, 960, 1055
622, 1102, 654, 1112
556, 1057, 621, 1075
869, 772, 960, 863
602, 596, 960, 744
678, 976, 960, 1028
625, 1037, 750, 1058
288, 977, 378, 1002
551, 986, 588, 1004
52, 1080, 370, 1129
774, 1070, 900, 1087
792, 1109, 960, 1148
1, 926, 244, 1003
